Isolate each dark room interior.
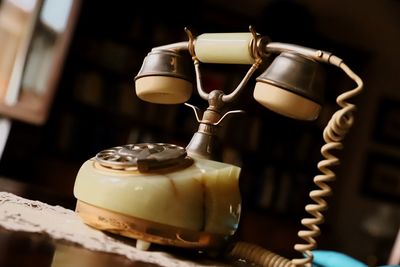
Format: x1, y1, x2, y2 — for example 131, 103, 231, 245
0, 0, 399, 266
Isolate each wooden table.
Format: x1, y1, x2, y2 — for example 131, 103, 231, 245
0, 227, 241, 267
0, 178, 244, 267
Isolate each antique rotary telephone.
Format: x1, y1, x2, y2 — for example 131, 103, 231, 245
73, 27, 364, 266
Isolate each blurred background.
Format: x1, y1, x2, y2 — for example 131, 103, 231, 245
0, 0, 399, 265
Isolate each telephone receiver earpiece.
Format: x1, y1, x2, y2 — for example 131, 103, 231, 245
134, 50, 194, 104
254, 52, 324, 120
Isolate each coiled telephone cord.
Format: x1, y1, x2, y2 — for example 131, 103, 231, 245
230, 241, 294, 267
228, 62, 363, 266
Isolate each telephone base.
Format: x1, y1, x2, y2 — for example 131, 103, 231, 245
75, 200, 229, 251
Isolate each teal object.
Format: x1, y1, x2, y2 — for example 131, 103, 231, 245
312, 251, 367, 267
312, 250, 400, 267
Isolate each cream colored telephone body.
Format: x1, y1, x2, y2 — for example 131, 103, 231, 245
73, 27, 363, 267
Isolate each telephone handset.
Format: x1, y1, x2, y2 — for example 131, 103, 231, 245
73, 27, 363, 266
